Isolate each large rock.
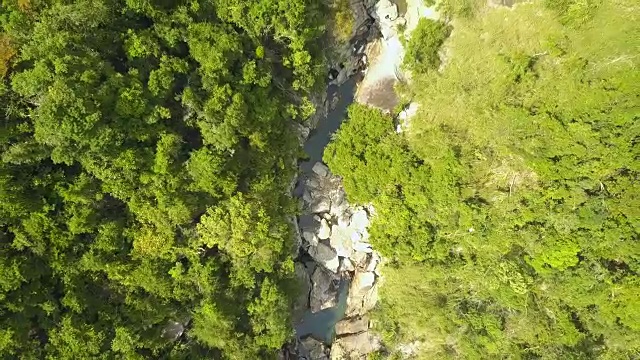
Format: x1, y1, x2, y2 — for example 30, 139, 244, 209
340, 258, 355, 272
301, 337, 329, 360
308, 243, 340, 273
293, 263, 312, 319
331, 331, 382, 359
293, 122, 311, 145
329, 342, 348, 360
332, 187, 346, 205
396, 102, 419, 133
353, 241, 373, 254
352, 271, 375, 292
303, 231, 319, 247
350, 0, 373, 36
310, 268, 339, 312
365, 252, 381, 273
312, 162, 330, 177
161, 321, 184, 342
310, 196, 331, 214
299, 214, 320, 233
351, 251, 369, 268
398, 341, 423, 359
375, 0, 398, 22
329, 225, 355, 258
350, 209, 369, 232
374, 0, 404, 40
335, 316, 369, 335
306, 177, 321, 190
346, 271, 378, 316
303, 188, 314, 204
337, 213, 351, 228
318, 219, 331, 240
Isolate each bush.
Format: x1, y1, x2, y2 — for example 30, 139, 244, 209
403, 18, 450, 73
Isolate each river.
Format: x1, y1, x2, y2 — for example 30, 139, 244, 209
300, 77, 359, 173
295, 76, 360, 344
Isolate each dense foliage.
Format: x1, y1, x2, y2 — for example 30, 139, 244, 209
325, 0, 639, 358
402, 18, 449, 74
0, 0, 325, 358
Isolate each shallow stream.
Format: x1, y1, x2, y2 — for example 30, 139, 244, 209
295, 76, 359, 344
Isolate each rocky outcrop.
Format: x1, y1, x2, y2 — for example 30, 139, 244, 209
350, 0, 374, 36
308, 242, 340, 273
335, 316, 369, 336
346, 271, 379, 317
295, 162, 383, 358
310, 267, 340, 312
396, 102, 419, 133
331, 331, 382, 359
301, 337, 330, 360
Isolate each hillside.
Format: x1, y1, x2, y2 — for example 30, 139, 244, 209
324, 0, 640, 358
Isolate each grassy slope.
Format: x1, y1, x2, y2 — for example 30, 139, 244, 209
376, 1, 640, 358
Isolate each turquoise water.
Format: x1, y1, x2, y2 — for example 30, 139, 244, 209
295, 279, 350, 344
296, 67, 358, 345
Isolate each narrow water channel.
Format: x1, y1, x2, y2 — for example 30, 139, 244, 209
295, 279, 351, 344
295, 76, 360, 344
300, 77, 358, 173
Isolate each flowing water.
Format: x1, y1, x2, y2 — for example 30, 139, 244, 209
295, 76, 360, 344
300, 77, 358, 173
295, 279, 351, 344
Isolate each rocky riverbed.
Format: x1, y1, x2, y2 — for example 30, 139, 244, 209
287, 1, 437, 359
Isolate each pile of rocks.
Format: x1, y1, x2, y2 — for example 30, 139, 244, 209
294, 162, 383, 359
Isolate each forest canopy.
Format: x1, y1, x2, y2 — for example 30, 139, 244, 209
0, 0, 326, 358
325, 0, 640, 358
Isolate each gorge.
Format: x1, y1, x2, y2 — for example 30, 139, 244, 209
288, 1, 436, 358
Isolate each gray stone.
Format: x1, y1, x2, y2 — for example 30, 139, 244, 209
318, 219, 331, 240
312, 162, 330, 177
362, 282, 380, 314
337, 210, 352, 227
350, 0, 373, 36
375, 0, 398, 21
340, 258, 355, 272
360, 228, 370, 242
306, 177, 320, 190
293, 263, 312, 319
335, 316, 369, 335
353, 241, 373, 253
351, 251, 369, 268
299, 214, 320, 232
350, 209, 369, 232
310, 197, 331, 214
293, 122, 310, 145
310, 267, 339, 312
308, 243, 340, 273
346, 271, 378, 316
332, 331, 382, 358
303, 231, 319, 247
331, 188, 346, 208
329, 342, 348, 360
301, 337, 329, 360
352, 271, 375, 292
365, 252, 381, 273
398, 341, 423, 359
329, 225, 355, 257
303, 189, 314, 204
